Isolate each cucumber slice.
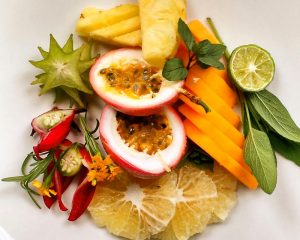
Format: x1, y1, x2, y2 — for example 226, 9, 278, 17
58, 144, 83, 176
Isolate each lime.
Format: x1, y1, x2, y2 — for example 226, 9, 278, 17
229, 44, 275, 92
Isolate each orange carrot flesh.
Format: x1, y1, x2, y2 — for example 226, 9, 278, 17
184, 119, 258, 189
188, 20, 231, 84
184, 79, 241, 128
179, 104, 250, 171
188, 65, 237, 107
188, 19, 219, 43
178, 101, 244, 147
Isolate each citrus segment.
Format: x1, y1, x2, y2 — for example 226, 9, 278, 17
155, 164, 217, 240
206, 163, 238, 224
229, 44, 275, 92
88, 172, 177, 240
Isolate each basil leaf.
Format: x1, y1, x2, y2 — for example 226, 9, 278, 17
247, 90, 300, 143
162, 58, 188, 81
178, 18, 195, 51
269, 132, 300, 166
244, 127, 277, 194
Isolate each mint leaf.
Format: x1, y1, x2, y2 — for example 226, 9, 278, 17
162, 58, 188, 81
192, 40, 226, 70
244, 127, 277, 194
178, 18, 195, 51
198, 57, 224, 70
247, 90, 300, 143
192, 40, 211, 55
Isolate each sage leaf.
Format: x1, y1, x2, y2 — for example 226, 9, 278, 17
178, 18, 195, 51
162, 58, 188, 81
247, 90, 300, 143
244, 127, 277, 194
269, 132, 300, 166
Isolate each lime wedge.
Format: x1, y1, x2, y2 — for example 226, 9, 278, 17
229, 45, 275, 92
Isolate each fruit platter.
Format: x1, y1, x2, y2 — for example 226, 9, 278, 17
0, 0, 300, 240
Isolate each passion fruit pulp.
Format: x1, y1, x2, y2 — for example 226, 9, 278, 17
90, 48, 184, 116
100, 105, 186, 178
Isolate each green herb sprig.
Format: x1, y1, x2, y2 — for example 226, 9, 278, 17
162, 18, 226, 81
208, 18, 300, 194
2, 151, 55, 208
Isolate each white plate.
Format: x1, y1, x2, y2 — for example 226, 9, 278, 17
1, 0, 300, 239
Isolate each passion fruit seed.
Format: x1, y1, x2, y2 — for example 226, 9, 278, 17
116, 112, 173, 155
59, 147, 83, 176
99, 63, 162, 98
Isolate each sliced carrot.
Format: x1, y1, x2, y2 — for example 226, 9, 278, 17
184, 119, 258, 189
188, 19, 219, 43
178, 101, 244, 148
187, 65, 237, 107
179, 104, 249, 171
184, 79, 241, 128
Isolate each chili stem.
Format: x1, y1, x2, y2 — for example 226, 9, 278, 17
178, 88, 210, 113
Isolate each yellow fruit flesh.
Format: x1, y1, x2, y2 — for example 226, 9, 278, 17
88, 173, 177, 240
206, 164, 238, 224
155, 164, 217, 240
76, 4, 139, 33
139, 0, 186, 67
90, 16, 140, 39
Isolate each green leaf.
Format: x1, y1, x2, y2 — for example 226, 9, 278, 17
178, 18, 195, 51
198, 56, 224, 70
244, 127, 277, 194
192, 39, 226, 70
269, 132, 300, 166
247, 90, 300, 143
2, 176, 24, 182
162, 58, 188, 81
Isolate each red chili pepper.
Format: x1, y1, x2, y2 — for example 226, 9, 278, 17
68, 146, 95, 221
43, 139, 74, 210
31, 108, 84, 156
43, 162, 55, 209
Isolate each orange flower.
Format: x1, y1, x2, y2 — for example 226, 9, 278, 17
87, 154, 122, 186
32, 180, 57, 197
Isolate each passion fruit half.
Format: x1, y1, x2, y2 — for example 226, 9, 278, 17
100, 105, 186, 178
90, 48, 184, 116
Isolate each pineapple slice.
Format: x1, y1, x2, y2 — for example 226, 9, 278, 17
76, 2, 186, 49
80, 7, 99, 18
76, 4, 139, 34
138, 0, 187, 67
112, 30, 142, 47
90, 16, 140, 39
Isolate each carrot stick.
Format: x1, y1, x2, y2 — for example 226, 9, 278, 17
184, 79, 241, 128
178, 100, 244, 147
187, 65, 237, 107
179, 104, 249, 171
184, 119, 258, 189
